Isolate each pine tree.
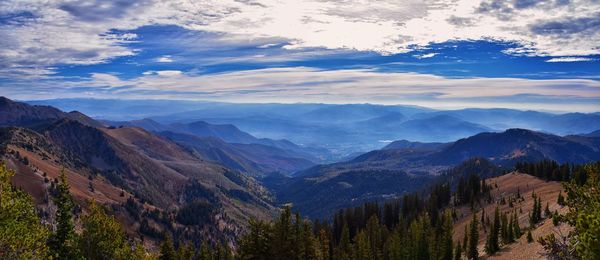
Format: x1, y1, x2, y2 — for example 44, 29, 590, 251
507, 215, 514, 243
79, 200, 138, 259
318, 229, 330, 260
441, 211, 454, 260
337, 222, 351, 259
500, 212, 508, 244
485, 207, 500, 255
0, 163, 50, 259
239, 219, 272, 259
159, 234, 176, 260
49, 169, 81, 259
526, 230, 533, 243
454, 242, 462, 260
462, 225, 468, 252
177, 242, 195, 260
512, 212, 521, 238
198, 241, 212, 260
557, 192, 565, 206
467, 213, 479, 259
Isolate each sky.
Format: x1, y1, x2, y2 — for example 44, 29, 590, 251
1, 0, 600, 112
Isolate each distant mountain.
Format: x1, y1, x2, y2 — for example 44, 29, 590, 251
428, 109, 600, 135
382, 140, 448, 151
108, 118, 328, 168
171, 121, 258, 144
159, 131, 316, 175
27, 98, 600, 159
298, 104, 413, 123
392, 115, 492, 142
583, 129, 600, 137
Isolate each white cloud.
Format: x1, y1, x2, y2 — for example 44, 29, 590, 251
546, 57, 596, 63
8, 67, 597, 112
414, 53, 438, 59
156, 56, 174, 63
142, 70, 183, 77
1, 0, 600, 78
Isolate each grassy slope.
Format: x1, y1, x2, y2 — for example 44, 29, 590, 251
452, 172, 567, 259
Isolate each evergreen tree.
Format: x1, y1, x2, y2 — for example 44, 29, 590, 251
467, 213, 479, 260
454, 242, 462, 260
49, 169, 81, 259
177, 241, 195, 260
512, 212, 521, 238
239, 219, 272, 260
507, 214, 514, 243
198, 241, 212, 260
0, 163, 50, 259
462, 225, 468, 252
272, 206, 296, 259
500, 212, 508, 244
159, 234, 176, 260
557, 192, 565, 206
336, 222, 351, 260
526, 230, 533, 243
318, 228, 330, 260
539, 163, 600, 259
484, 207, 500, 255
441, 211, 454, 260
79, 200, 139, 259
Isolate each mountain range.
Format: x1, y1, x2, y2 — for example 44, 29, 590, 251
5, 96, 600, 242
29, 98, 600, 158
264, 128, 600, 217
0, 97, 277, 244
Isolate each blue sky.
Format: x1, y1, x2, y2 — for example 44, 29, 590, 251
1, 0, 599, 112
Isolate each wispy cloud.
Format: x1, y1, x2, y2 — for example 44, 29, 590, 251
156, 55, 174, 63
5, 67, 600, 112
414, 53, 438, 59
546, 57, 595, 63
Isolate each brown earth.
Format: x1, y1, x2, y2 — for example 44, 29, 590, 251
452, 172, 567, 259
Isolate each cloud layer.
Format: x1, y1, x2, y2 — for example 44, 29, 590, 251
1, 0, 600, 77
4, 67, 599, 112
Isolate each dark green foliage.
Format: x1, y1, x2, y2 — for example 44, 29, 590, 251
79, 201, 144, 259
557, 192, 565, 206
240, 183, 455, 260
467, 213, 479, 259
159, 234, 177, 260
454, 242, 462, 260
485, 207, 500, 255
176, 200, 216, 225
529, 192, 543, 226
526, 230, 533, 243
539, 162, 600, 259
552, 212, 560, 226
544, 202, 551, 218
512, 212, 521, 238
0, 163, 50, 259
48, 169, 81, 259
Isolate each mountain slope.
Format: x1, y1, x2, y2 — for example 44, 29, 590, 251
0, 97, 277, 245
452, 172, 565, 259
159, 131, 315, 175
